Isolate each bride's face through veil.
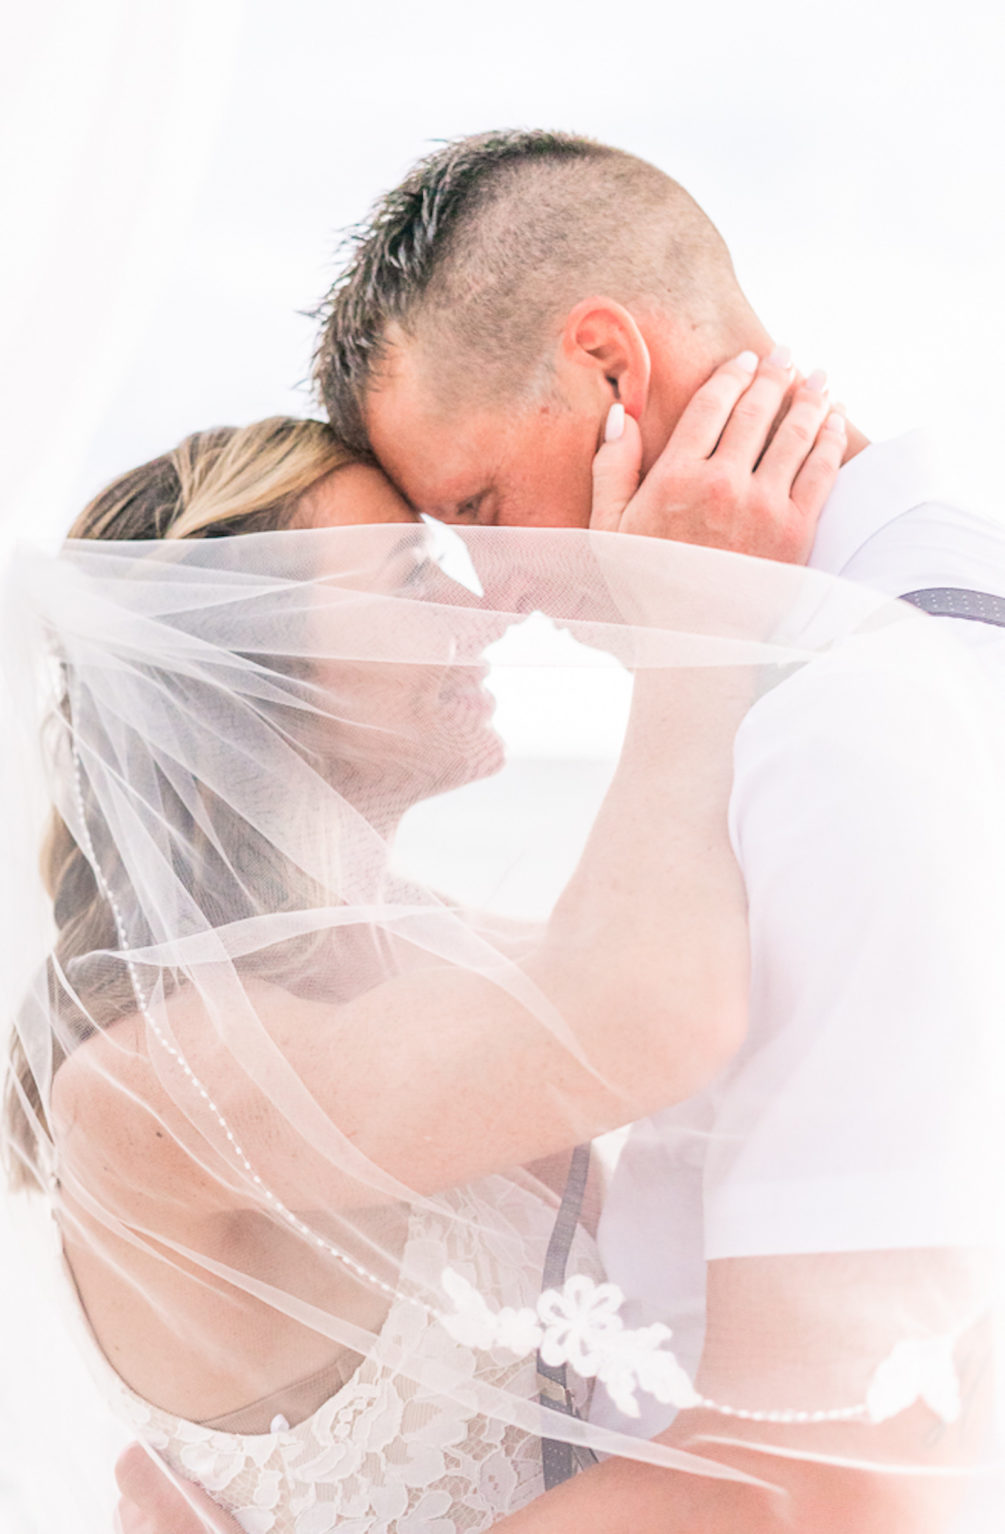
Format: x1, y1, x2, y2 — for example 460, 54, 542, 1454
295, 461, 507, 822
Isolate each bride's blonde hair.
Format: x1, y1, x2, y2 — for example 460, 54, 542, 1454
4, 418, 354, 1192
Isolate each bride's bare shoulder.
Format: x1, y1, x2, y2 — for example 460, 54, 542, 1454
48, 977, 316, 1215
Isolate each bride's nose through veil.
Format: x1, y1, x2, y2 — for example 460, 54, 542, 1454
3, 501, 1005, 1529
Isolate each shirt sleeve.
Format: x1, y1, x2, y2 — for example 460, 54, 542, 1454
704, 623, 1005, 1260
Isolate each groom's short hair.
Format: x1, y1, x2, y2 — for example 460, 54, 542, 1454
314, 129, 741, 455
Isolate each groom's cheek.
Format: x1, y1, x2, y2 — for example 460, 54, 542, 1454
494, 416, 599, 531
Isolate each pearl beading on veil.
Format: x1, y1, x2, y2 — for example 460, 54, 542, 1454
438, 1268, 966, 1428
68, 748, 402, 1307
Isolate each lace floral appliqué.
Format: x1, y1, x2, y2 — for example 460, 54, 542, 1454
440, 1268, 699, 1418
866, 1335, 962, 1425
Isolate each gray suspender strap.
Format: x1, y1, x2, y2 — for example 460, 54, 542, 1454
535, 585, 1005, 1490
536, 1142, 598, 1488
899, 587, 1005, 627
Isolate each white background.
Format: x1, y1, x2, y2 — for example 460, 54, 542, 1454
3, 0, 1005, 543
2, 1, 1004, 1528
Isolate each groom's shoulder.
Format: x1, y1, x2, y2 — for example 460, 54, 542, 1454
860, 430, 1005, 557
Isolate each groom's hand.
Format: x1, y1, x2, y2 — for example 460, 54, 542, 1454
591, 351, 846, 563
114, 1442, 243, 1534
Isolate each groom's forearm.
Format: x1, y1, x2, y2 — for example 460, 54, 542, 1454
487, 1300, 988, 1534
486, 1448, 686, 1534
486, 1430, 772, 1534
488, 1419, 949, 1534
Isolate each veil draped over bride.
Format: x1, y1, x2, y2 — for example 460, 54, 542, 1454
3, 443, 1005, 1530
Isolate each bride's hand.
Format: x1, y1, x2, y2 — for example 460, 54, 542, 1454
591, 352, 846, 563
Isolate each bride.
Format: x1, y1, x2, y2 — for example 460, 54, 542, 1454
5, 364, 979, 1534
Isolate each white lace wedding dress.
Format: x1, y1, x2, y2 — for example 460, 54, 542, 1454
70, 1174, 601, 1534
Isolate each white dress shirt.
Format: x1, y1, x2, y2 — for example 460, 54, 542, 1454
594, 432, 1005, 1438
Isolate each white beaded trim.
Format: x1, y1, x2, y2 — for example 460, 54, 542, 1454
439, 1268, 963, 1427
693, 1400, 865, 1424
69, 749, 399, 1305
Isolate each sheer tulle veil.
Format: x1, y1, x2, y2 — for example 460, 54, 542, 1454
3, 504, 1005, 1526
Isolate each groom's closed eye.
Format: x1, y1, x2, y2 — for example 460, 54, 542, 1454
438, 490, 496, 526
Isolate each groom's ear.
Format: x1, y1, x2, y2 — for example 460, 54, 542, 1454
558, 298, 652, 421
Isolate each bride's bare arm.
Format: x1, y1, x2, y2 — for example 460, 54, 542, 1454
52, 357, 844, 1212
52, 661, 752, 1214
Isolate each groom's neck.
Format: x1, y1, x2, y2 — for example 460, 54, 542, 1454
641, 316, 869, 472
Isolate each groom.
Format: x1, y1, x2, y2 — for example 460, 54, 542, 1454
119, 131, 997, 1532
316, 129, 997, 1530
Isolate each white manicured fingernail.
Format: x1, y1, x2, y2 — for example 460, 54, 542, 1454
767, 344, 792, 369
735, 350, 758, 373
604, 402, 625, 442
823, 411, 846, 434
804, 369, 828, 393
